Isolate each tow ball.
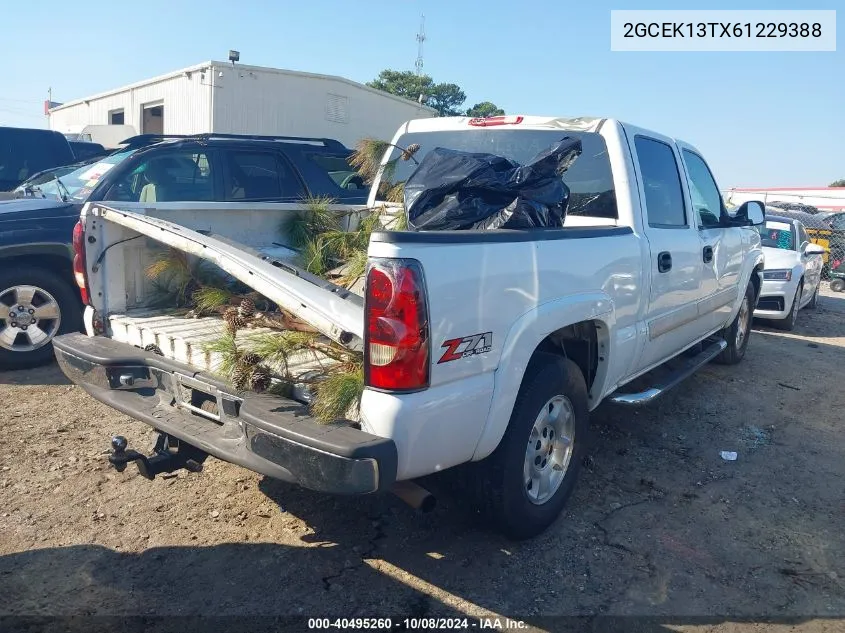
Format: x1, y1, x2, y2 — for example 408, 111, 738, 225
108, 433, 208, 480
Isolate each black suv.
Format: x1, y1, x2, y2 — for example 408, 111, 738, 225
0, 133, 368, 369
0, 126, 77, 192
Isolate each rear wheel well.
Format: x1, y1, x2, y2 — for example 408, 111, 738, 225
0, 254, 77, 297
531, 321, 604, 395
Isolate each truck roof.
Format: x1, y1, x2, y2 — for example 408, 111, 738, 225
398, 115, 605, 134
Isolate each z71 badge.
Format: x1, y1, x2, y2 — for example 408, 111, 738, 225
438, 332, 493, 364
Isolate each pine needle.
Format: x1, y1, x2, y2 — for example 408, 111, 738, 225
244, 331, 320, 372
319, 230, 361, 261
339, 249, 369, 288
385, 182, 406, 205
202, 333, 241, 377
310, 365, 364, 423
284, 195, 342, 249
299, 236, 330, 276
392, 208, 409, 231
145, 248, 191, 281
192, 286, 232, 315
349, 138, 392, 185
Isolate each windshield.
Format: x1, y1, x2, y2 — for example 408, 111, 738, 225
759, 220, 795, 250
379, 129, 618, 218
56, 150, 136, 202
17, 164, 78, 191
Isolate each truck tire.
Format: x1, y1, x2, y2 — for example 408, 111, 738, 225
0, 267, 82, 370
714, 282, 755, 365
473, 354, 589, 540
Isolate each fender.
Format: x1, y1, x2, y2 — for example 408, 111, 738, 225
727, 248, 765, 320
0, 242, 73, 261
470, 292, 614, 462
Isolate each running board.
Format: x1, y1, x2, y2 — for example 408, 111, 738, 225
608, 338, 727, 407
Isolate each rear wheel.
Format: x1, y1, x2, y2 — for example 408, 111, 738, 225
775, 282, 802, 331
472, 354, 589, 540
831, 279, 845, 293
715, 282, 755, 365
0, 268, 82, 370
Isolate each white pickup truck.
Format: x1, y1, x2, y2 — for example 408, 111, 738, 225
53, 115, 766, 539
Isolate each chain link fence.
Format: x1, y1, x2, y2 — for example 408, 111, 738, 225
761, 201, 845, 280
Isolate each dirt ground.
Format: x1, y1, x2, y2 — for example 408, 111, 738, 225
1, 285, 844, 633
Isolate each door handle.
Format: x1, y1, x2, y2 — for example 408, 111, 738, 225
657, 251, 672, 273
703, 245, 713, 263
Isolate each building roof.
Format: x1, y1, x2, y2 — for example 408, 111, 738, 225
48, 60, 438, 115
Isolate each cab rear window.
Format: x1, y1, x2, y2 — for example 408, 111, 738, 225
380, 129, 618, 219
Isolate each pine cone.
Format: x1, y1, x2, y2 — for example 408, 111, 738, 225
401, 143, 421, 161
240, 352, 261, 367
231, 364, 251, 391
238, 297, 256, 319
223, 307, 245, 334
250, 365, 272, 393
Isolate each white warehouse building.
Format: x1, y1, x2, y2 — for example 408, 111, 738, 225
47, 60, 437, 147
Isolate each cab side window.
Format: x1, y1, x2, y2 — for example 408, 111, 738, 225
682, 150, 725, 229
634, 136, 687, 228
222, 151, 305, 201
105, 151, 215, 202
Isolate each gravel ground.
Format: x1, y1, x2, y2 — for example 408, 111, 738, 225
1, 285, 844, 632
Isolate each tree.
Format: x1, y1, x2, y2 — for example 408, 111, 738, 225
366, 69, 471, 117
425, 82, 467, 117
830, 179, 845, 187
366, 70, 433, 103
466, 101, 505, 118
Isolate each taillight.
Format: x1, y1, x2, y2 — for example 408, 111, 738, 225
364, 259, 430, 391
72, 220, 90, 305
468, 115, 524, 127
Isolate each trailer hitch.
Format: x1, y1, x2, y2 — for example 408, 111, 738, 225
108, 433, 208, 480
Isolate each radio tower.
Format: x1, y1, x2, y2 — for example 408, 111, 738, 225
415, 15, 426, 76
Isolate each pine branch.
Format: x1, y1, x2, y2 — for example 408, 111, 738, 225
283, 195, 343, 249
349, 138, 392, 185
310, 365, 364, 423
299, 236, 330, 276
385, 182, 406, 205
192, 286, 233, 315
248, 312, 318, 333
338, 249, 369, 288
242, 331, 320, 375
202, 332, 241, 377
145, 248, 191, 282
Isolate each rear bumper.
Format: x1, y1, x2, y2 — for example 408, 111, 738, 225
52, 333, 397, 494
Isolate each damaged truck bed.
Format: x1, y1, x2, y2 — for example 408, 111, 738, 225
53, 203, 396, 493
87, 205, 364, 351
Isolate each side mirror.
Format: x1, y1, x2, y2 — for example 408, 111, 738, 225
731, 200, 766, 226
805, 243, 826, 256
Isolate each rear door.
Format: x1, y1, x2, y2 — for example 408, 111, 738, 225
678, 145, 744, 332
219, 147, 306, 202
625, 127, 709, 370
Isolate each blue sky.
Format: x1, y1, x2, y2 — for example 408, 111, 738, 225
1, 0, 841, 187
